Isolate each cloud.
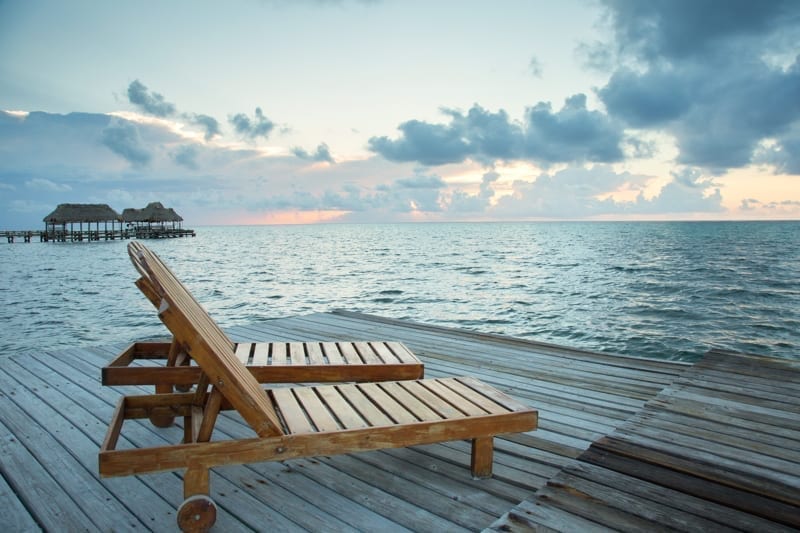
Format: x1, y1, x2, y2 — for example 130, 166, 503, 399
126, 80, 221, 141
595, 0, 800, 171
188, 113, 221, 141
127, 79, 177, 117
368, 118, 472, 166
368, 98, 625, 167
754, 125, 800, 175
394, 174, 445, 189
489, 165, 723, 219
598, 67, 692, 127
739, 197, 800, 218
523, 94, 624, 164
101, 119, 152, 167
292, 142, 334, 163
633, 167, 724, 214
448, 171, 499, 213
314, 171, 446, 214
229, 107, 276, 139
600, 0, 798, 62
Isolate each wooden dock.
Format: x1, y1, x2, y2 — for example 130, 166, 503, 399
1, 310, 797, 531
1, 228, 195, 243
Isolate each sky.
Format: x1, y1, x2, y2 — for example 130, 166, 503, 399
1, 0, 799, 228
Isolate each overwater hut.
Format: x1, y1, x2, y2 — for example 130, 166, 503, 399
122, 202, 184, 231
42, 203, 123, 241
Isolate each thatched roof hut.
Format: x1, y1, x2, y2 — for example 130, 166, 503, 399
122, 202, 183, 224
43, 204, 122, 224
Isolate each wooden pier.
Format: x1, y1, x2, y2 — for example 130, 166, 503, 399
1, 228, 195, 243
1, 311, 797, 531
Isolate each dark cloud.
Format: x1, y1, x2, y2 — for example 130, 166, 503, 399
524, 94, 624, 164
598, 67, 692, 127
127, 80, 176, 117
368, 119, 472, 166
292, 142, 334, 163
368, 98, 624, 167
601, 0, 798, 62
595, 0, 800, 171
755, 126, 800, 174
452, 106, 522, 162
100, 119, 151, 167
189, 113, 221, 141
229, 107, 275, 139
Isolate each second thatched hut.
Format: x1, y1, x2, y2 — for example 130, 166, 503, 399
122, 202, 184, 231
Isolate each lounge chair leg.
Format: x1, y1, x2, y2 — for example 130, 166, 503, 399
177, 494, 216, 532
470, 436, 494, 479
178, 467, 215, 532
149, 412, 176, 428
149, 342, 180, 427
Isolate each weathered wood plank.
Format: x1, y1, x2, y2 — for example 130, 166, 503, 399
563, 461, 796, 532
10, 352, 256, 532
488, 498, 613, 532
0, 416, 97, 532
0, 467, 40, 533
0, 366, 149, 531
281, 456, 474, 532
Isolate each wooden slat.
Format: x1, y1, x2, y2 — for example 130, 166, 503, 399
355, 342, 382, 364
271, 388, 314, 434
315, 385, 369, 429
457, 376, 532, 412
357, 382, 418, 424
371, 341, 399, 363
338, 342, 362, 364
289, 343, 306, 365
400, 380, 466, 419
387, 341, 419, 364
380, 381, 443, 421
271, 342, 289, 365
440, 379, 509, 415
234, 343, 251, 365
251, 343, 269, 365
306, 343, 326, 365
292, 387, 340, 432
336, 384, 394, 427
419, 379, 488, 416
322, 342, 345, 364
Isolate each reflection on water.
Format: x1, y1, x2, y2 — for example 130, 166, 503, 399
1, 221, 798, 361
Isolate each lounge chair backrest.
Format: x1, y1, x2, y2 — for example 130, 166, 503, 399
128, 242, 283, 437
128, 242, 233, 346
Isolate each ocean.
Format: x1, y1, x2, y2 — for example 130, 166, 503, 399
1, 221, 798, 362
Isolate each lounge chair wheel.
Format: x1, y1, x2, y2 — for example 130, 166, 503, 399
149, 414, 175, 428
177, 494, 216, 532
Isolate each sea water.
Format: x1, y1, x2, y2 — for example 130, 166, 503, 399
0, 221, 797, 361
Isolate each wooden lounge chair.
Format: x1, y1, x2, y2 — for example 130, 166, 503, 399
99, 242, 538, 531
104, 242, 423, 401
